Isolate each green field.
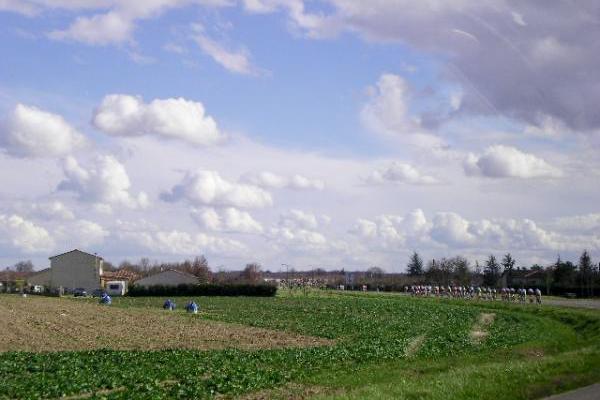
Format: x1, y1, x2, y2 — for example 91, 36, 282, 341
1, 292, 599, 400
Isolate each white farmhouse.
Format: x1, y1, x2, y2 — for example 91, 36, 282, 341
47, 249, 104, 292
133, 269, 199, 287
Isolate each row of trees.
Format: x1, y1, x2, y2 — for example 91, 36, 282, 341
109, 256, 264, 284
406, 250, 599, 294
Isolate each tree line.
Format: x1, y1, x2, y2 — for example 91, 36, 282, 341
406, 250, 599, 296
106, 256, 265, 284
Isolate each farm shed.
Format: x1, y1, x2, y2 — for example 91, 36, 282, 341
48, 249, 104, 293
133, 269, 199, 287
27, 268, 51, 288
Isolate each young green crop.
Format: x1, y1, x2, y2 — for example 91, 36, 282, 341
0, 295, 572, 400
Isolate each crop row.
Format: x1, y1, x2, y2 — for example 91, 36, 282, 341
0, 296, 550, 399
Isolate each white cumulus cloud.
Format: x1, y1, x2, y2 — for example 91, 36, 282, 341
0, 104, 89, 158
191, 207, 263, 234
367, 162, 438, 185
464, 145, 563, 179
551, 213, 600, 234
161, 169, 273, 208
0, 214, 55, 253
58, 155, 149, 209
48, 11, 133, 45
279, 209, 319, 230
32, 201, 75, 221
269, 209, 344, 253
92, 94, 225, 145
352, 209, 598, 253
193, 33, 264, 76
122, 229, 246, 255
240, 171, 324, 190
361, 73, 444, 148
55, 220, 109, 248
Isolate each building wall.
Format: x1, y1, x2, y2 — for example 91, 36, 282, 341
510, 277, 544, 286
27, 269, 52, 287
134, 270, 198, 287
50, 251, 103, 292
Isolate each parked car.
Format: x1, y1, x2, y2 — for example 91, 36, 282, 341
30, 285, 44, 293
91, 289, 106, 298
73, 287, 87, 297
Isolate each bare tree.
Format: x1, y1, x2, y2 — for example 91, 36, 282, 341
13, 260, 34, 273
191, 255, 211, 283
242, 262, 262, 284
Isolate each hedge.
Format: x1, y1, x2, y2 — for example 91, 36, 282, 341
128, 283, 277, 297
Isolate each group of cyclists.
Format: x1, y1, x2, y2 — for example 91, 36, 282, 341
406, 285, 543, 303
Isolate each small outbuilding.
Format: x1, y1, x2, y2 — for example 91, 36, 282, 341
133, 269, 199, 287
27, 268, 51, 288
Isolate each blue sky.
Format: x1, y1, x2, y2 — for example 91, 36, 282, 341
0, 0, 599, 271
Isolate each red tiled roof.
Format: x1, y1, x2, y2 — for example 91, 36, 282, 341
29, 268, 50, 276
0, 271, 33, 281
101, 270, 141, 282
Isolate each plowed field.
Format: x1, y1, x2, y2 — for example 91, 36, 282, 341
0, 296, 332, 352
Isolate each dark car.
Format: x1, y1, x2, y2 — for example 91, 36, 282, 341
91, 289, 106, 298
73, 287, 87, 297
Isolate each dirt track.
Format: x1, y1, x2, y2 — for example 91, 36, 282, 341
0, 296, 333, 352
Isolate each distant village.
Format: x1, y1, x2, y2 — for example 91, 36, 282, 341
1, 249, 598, 298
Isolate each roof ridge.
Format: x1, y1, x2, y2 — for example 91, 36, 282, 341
49, 249, 103, 260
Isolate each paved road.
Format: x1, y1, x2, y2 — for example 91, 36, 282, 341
539, 383, 600, 400
544, 300, 600, 310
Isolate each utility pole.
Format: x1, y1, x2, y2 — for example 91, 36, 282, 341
282, 263, 289, 289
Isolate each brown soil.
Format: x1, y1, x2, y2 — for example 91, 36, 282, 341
515, 347, 545, 358
227, 383, 335, 400
404, 334, 426, 357
0, 296, 333, 352
470, 312, 496, 343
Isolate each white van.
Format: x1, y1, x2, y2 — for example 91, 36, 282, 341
105, 281, 126, 296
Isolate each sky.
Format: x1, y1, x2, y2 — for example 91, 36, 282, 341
0, 0, 599, 272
